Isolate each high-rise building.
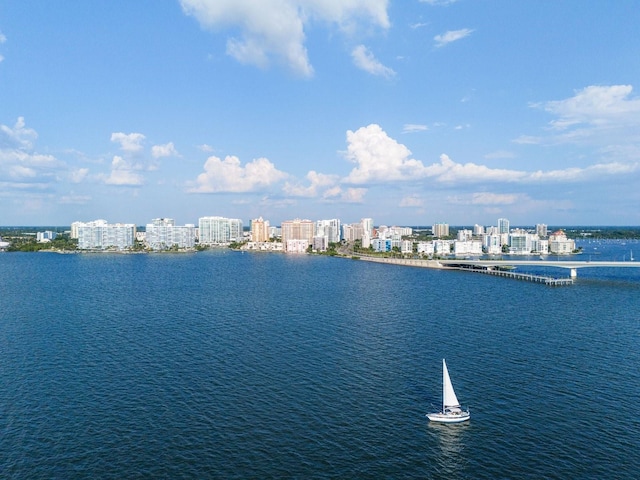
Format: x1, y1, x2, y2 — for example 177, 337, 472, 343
198, 216, 244, 244
251, 217, 270, 242
146, 219, 195, 250
536, 224, 548, 237
498, 218, 510, 234
432, 223, 449, 238
361, 218, 374, 238
75, 219, 136, 250
281, 218, 314, 252
316, 219, 341, 244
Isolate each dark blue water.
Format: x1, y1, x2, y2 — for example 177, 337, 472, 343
1, 242, 639, 479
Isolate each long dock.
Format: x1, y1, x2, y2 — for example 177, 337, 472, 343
448, 264, 574, 286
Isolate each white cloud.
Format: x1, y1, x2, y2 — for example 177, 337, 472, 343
283, 170, 339, 197
351, 45, 395, 78
189, 155, 288, 193
484, 150, 516, 160
402, 124, 428, 133
343, 124, 638, 187
0, 31, 6, 43
340, 187, 367, 203
103, 155, 144, 186
0, 117, 38, 150
343, 124, 425, 183
434, 28, 473, 48
151, 142, 179, 158
541, 85, 640, 130
69, 168, 90, 183
180, 0, 390, 77
110, 132, 146, 153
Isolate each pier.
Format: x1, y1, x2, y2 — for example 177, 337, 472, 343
446, 264, 574, 286
347, 254, 640, 286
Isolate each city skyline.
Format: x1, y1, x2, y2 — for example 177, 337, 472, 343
1, 1, 639, 227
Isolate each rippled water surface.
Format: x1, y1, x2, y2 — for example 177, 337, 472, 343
1, 243, 639, 478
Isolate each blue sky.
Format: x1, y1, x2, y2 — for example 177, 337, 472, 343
1, 0, 639, 227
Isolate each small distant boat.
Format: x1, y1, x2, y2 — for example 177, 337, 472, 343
426, 359, 470, 423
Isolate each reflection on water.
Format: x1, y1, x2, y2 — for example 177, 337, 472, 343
427, 422, 470, 477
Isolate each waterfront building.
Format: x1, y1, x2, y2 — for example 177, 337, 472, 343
372, 238, 392, 252
198, 216, 243, 244
473, 224, 484, 235
316, 219, 341, 244
145, 219, 195, 250
75, 219, 136, 250
453, 240, 483, 256
400, 240, 413, 254
281, 218, 315, 252
312, 235, 328, 252
361, 232, 371, 249
549, 230, 575, 254
432, 223, 449, 238
483, 234, 502, 255
509, 230, 531, 254
251, 217, 270, 243
417, 242, 435, 256
433, 239, 452, 255
285, 238, 309, 253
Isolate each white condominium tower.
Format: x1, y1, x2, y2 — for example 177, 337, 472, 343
198, 216, 244, 244
146, 218, 196, 250
73, 219, 136, 250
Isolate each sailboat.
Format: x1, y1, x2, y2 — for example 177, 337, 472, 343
426, 359, 470, 423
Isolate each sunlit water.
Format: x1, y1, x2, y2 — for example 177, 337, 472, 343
1, 240, 639, 478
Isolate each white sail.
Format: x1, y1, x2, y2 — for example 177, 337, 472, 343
442, 359, 461, 410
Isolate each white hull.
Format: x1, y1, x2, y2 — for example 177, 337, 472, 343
426, 411, 470, 423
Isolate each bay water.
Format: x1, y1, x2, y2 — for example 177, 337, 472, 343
1, 240, 639, 478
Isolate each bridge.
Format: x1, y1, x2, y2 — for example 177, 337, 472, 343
438, 259, 640, 279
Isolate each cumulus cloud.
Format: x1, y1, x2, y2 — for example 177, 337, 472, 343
351, 45, 395, 78
111, 132, 146, 153
189, 155, 288, 193
180, 0, 390, 76
434, 28, 473, 48
151, 142, 179, 158
103, 155, 144, 186
283, 170, 339, 197
343, 124, 425, 183
343, 123, 638, 187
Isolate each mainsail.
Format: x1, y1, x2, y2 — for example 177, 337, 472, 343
442, 359, 461, 410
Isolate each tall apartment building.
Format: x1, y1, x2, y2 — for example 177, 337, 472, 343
342, 222, 365, 242
145, 218, 195, 250
251, 217, 270, 242
281, 218, 315, 252
498, 218, 510, 234
536, 224, 548, 237
361, 218, 374, 238
198, 216, 243, 244
74, 219, 136, 250
432, 222, 449, 238
316, 219, 341, 244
